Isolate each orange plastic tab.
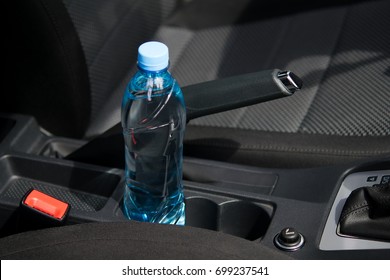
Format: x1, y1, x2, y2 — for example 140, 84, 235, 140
24, 190, 69, 219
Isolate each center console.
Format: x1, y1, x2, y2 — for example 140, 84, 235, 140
0, 113, 389, 259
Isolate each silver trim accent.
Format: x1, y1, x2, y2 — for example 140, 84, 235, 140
274, 233, 305, 251
277, 71, 303, 93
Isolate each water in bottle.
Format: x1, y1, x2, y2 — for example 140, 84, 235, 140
122, 41, 186, 225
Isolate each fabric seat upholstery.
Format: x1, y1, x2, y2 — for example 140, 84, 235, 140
0, 221, 291, 259
7, 0, 390, 168
64, 0, 389, 167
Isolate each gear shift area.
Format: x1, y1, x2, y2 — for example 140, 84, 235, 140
338, 181, 390, 242
320, 170, 390, 251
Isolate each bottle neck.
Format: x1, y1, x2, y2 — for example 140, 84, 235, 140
137, 66, 169, 77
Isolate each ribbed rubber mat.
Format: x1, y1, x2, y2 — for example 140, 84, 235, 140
0, 178, 107, 212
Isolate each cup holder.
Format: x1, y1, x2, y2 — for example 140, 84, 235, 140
186, 197, 272, 241
185, 197, 219, 231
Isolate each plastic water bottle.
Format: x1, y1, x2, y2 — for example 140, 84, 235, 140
121, 41, 186, 225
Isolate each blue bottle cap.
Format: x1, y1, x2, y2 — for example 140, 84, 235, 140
138, 41, 169, 71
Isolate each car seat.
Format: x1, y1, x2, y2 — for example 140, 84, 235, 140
4, 0, 390, 168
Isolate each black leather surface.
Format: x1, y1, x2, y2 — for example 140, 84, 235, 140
339, 182, 390, 241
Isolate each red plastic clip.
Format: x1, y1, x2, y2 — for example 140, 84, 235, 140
22, 189, 70, 220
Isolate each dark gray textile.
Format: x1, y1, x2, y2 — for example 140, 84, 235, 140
169, 8, 346, 133
170, 0, 390, 167
300, 1, 390, 136
62, 0, 178, 137
63, 0, 390, 166
175, 1, 390, 137
0, 222, 291, 259
82, 0, 390, 138
184, 127, 390, 168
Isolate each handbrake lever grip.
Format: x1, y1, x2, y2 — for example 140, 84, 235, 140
185, 69, 301, 120
66, 69, 302, 167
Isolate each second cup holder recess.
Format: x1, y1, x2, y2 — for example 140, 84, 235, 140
185, 197, 273, 241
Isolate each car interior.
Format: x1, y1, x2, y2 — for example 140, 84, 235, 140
0, 0, 389, 259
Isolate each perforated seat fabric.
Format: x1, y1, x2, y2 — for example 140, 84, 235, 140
62, 0, 389, 167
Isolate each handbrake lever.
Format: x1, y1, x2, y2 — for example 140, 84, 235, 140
185, 69, 302, 120
66, 69, 302, 168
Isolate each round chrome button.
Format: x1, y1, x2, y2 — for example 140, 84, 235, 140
274, 227, 305, 251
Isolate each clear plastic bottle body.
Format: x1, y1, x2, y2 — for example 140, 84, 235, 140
121, 68, 186, 225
